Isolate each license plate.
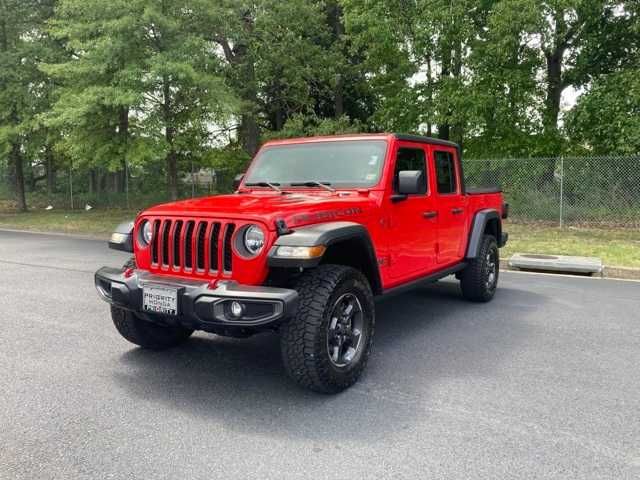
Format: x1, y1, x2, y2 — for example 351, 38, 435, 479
142, 285, 178, 316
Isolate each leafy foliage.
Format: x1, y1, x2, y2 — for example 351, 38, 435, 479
0, 0, 638, 209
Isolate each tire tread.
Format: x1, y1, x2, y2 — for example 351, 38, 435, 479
280, 264, 374, 393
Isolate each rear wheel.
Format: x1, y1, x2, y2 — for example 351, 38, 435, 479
460, 234, 499, 302
280, 264, 375, 393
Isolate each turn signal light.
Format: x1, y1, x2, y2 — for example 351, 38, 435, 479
275, 245, 326, 259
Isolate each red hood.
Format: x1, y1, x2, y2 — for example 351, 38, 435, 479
142, 191, 380, 230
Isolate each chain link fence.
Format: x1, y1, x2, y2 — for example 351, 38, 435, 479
0, 161, 239, 211
2, 154, 639, 228
463, 155, 640, 228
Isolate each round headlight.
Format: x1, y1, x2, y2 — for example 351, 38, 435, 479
243, 225, 265, 255
141, 221, 153, 245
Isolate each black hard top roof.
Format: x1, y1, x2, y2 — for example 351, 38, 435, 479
393, 133, 460, 149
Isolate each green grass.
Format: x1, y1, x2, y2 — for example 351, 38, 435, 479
502, 222, 640, 268
0, 209, 638, 268
0, 209, 138, 237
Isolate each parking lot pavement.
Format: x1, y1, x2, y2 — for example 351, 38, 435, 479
1, 229, 639, 480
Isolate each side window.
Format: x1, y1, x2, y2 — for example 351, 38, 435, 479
435, 151, 458, 194
394, 147, 427, 193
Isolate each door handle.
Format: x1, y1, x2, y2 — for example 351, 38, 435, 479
423, 211, 438, 219
451, 207, 464, 214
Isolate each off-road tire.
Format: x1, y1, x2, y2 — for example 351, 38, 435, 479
111, 307, 193, 349
460, 234, 499, 302
110, 256, 193, 349
280, 264, 375, 393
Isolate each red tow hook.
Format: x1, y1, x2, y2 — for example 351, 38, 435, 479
207, 279, 219, 290
124, 267, 135, 278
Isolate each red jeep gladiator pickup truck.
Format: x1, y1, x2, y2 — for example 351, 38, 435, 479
95, 133, 508, 393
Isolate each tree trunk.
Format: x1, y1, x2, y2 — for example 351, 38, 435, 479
166, 150, 178, 201
329, 3, 344, 117
437, 46, 452, 140
334, 74, 344, 118
99, 170, 107, 193
544, 50, 563, 136
45, 144, 56, 196
240, 112, 259, 156
117, 106, 129, 194
274, 105, 284, 131
161, 77, 178, 200
239, 58, 259, 155
11, 140, 27, 211
451, 42, 464, 145
88, 169, 97, 194
328, 2, 345, 117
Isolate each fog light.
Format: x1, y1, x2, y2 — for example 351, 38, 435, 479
229, 301, 244, 318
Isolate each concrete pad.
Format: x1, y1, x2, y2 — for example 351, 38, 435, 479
508, 252, 603, 274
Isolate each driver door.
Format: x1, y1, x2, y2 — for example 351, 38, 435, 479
388, 143, 438, 280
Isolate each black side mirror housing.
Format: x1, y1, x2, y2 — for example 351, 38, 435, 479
233, 173, 244, 190
397, 170, 425, 195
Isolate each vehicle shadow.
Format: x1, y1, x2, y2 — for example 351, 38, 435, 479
112, 278, 543, 442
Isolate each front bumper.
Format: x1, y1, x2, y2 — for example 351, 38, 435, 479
94, 267, 298, 330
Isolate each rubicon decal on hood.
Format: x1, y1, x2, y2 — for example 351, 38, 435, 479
292, 207, 363, 225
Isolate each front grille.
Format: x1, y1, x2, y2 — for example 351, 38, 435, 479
148, 218, 235, 276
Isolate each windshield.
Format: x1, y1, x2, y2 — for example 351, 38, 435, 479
244, 140, 388, 188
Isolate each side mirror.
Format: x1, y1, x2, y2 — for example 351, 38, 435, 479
233, 173, 244, 190
392, 170, 425, 202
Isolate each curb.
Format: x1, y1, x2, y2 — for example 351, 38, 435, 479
502, 264, 640, 281
602, 265, 640, 281
0, 227, 108, 241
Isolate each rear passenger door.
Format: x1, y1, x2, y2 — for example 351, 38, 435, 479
432, 148, 467, 264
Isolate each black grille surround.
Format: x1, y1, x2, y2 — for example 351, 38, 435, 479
146, 217, 240, 277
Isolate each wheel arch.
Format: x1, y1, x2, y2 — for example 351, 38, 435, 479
465, 209, 501, 259
268, 221, 383, 295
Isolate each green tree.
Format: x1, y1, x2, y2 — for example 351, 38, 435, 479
47, 0, 235, 201
343, 0, 494, 142
487, 0, 638, 154
0, 0, 57, 211
191, 0, 348, 154
565, 3, 639, 154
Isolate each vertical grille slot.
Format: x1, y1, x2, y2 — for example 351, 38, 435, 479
161, 220, 171, 266
173, 220, 183, 268
196, 222, 207, 270
184, 221, 195, 270
223, 223, 235, 272
151, 220, 161, 264
209, 222, 220, 271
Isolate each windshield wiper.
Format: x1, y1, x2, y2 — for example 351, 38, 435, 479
290, 181, 335, 192
245, 181, 284, 193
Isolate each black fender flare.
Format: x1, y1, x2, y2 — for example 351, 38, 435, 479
108, 220, 135, 253
268, 221, 382, 294
465, 209, 502, 259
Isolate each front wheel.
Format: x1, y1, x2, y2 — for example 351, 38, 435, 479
280, 264, 375, 393
460, 234, 499, 302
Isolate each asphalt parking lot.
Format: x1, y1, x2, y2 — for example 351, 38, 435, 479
1, 229, 639, 479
